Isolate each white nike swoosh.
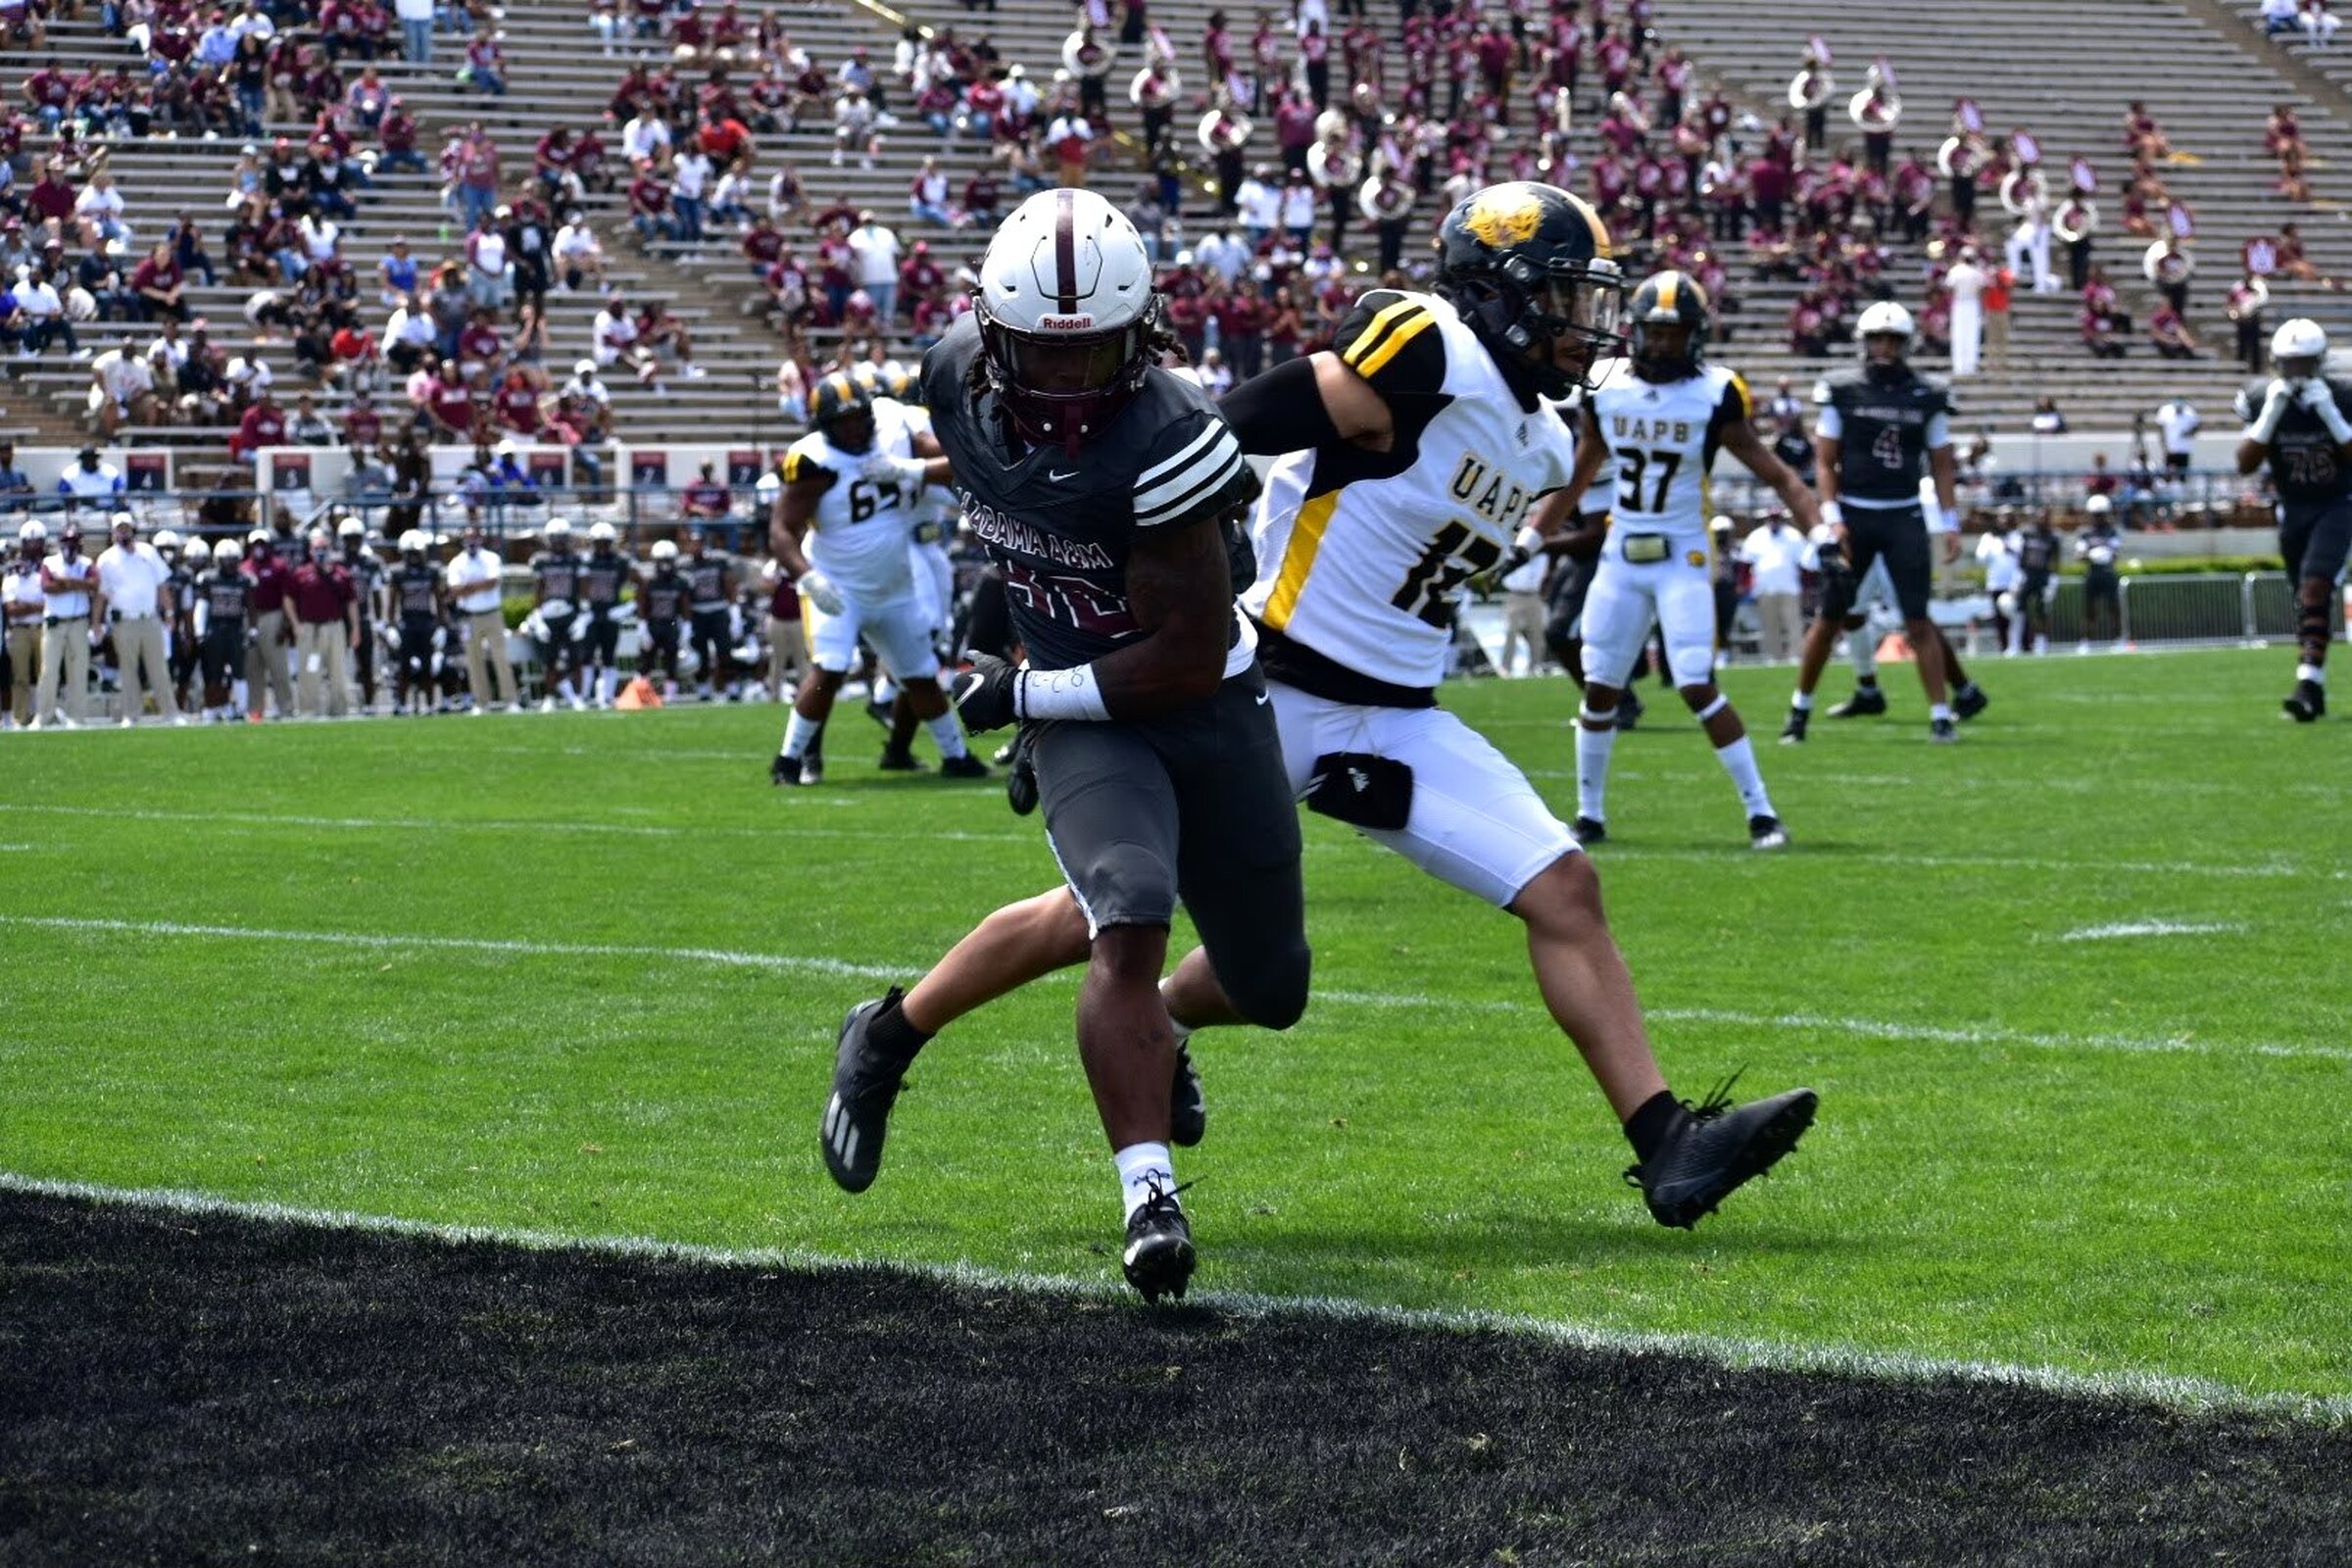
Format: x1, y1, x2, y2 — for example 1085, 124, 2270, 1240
1253, 692, 1269, 705
1048, 469, 1079, 481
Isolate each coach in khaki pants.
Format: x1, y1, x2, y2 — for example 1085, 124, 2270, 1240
94, 514, 181, 724
446, 522, 515, 710
4, 522, 47, 725
34, 519, 99, 726
288, 530, 359, 717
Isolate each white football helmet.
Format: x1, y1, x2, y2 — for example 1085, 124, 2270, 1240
17, 519, 46, 546
588, 520, 618, 546
974, 187, 1160, 453
1855, 300, 1915, 347
214, 539, 242, 565
153, 529, 181, 554
649, 539, 679, 563
2272, 318, 2327, 376
183, 536, 213, 564
544, 517, 573, 546
400, 529, 430, 556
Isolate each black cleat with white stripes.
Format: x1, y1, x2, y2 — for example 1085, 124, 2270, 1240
819, 991, 911, 1194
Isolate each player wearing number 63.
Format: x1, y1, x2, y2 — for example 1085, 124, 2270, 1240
1539, 269, 1812, 851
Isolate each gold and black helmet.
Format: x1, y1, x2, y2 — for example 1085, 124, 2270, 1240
1627, 270, 1711, 381
1434, 181, 1625, 396
810, 369, 877, 433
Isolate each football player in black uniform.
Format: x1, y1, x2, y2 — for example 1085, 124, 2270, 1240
335, 514, 385, 714
193, 536, 252, 722
160, 530, 201, 713
529, 517, 584, 711
2076, 495, 2124, 648
680, 527, 736, 702
389, 529, 449, 715
1781, 301, 1989, 744
2014, 512, 2061, 656
576, 520, 634, 709
817, 188, 1308, 1302
637, 538, 688, 691
2236, 318, 2352, 720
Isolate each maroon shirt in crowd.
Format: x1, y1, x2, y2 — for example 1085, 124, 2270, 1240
289, 558, 356, 624
243, 553, 294, 613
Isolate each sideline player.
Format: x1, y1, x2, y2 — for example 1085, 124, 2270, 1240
1544, 270, 1810, 849
2235, 317, 2352, 720
528, 517, 584, 711
765, 370, 985, 781
389, 529, 449, 715
577, 520, 635, 708
826, 184, 1816, 1243
818, 188, 1308, 1301
1779, 302, 1988, 743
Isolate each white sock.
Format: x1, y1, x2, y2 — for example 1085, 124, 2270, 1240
2298, 662, 2327, 685
922, 710, 968, 760
1114, 1141, 1177, 1222
1575, 709, 1616, 823
1931, 702, 1954, 722
781, 710, 821, 758
1159, 977, 1195, 1044
232, 678, 248, 711
1790, 689, 1813, 711
1713, 734, 1775, 818
599, 668, 617, 704
559, 678, 578, 702
1849, 633, 1879, 680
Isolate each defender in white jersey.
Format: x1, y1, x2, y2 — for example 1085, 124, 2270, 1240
766, 369, 986, 780
850, 361, 964, 769
1217, 188, 1815, 1228
1543, 270, 1819, 849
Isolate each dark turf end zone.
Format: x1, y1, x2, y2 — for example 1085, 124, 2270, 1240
2, 1193, 2346, 1567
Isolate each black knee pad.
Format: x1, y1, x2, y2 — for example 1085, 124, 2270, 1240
1216, 937, 1311, 1033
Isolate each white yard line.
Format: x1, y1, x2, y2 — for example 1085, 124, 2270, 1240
2057, 920, 2248, 942
5, 913, 2341, 1064
1, 1171, 2341, 1424
0, 801, 1027, 844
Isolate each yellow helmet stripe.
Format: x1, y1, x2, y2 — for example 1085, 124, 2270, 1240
1656, 273, 1679, 317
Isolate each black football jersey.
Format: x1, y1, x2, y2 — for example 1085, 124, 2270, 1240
920, 313, 1259, 672
531, 550, 581, 604
2233, 376, 2352, 502
681, 555, 729, 611
2015, 522, 2060, 578
2079, 523, 2123, 573
199, 568, 250, 621
1813, 366, 1953, 503
393, 562, 441, 617
640, 569, 688, 619
579, 549, 633, 610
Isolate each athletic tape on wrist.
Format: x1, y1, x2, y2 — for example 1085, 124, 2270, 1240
1016, 662, 1110, 721
1694, 694, 1729, 721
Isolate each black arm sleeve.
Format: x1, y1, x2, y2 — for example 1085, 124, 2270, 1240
1221, 354, 1345, 457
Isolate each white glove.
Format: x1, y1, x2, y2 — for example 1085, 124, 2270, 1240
797, 568, 844, 616
2251, 381, 2293, 443
2296, 377, 2333, 413
1818, 498, 1843, 530
860, 453, 929, 496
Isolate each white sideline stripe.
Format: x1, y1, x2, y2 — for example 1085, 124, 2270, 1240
0, 802, 1029, 845
0, 914, 904, 980
2, 1171, 2342, 1425
7, 913, 2342, 1064
2058, 921, 2248, 943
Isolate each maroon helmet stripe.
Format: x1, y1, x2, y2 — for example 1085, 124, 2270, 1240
1054, 189, 1079, 315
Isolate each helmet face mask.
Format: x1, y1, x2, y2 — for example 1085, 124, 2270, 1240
811, 370, 878, 454
1853, 301, 1915, 384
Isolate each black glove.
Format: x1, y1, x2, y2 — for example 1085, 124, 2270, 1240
953, 651, 1019, 733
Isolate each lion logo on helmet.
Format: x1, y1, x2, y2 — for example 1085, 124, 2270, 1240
1463, 186, 1544, 248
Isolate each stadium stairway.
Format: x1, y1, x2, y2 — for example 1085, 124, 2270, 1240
1654, 0, 2352, 427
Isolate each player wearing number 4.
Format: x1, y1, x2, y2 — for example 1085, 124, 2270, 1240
1538, 270, 1809, 851
766, 370, 988, 781
2235, 318, 2352, 721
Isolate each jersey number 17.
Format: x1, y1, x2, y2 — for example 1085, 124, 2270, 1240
1393, 520, 1503, 626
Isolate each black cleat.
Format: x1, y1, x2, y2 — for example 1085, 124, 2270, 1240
819, 990, 911, 1194
939, 752, 990, 778
769, 752, 802, 786
1828, 685, 1887, 718
876, 746, 923, 771
1572, 814, 1608, 846
1170, 1041, 1205, 1148
1929, 716, 1958, 744
2283, 679, 2327, 722
1748, 813, 1789, 851
1953, 681, 1989, 721
1616, 688, 1644, 732
1121, 1175, 1196, 1302
800, 751, 826, 785
1626, 1074, 1818, 1230
1778, 707, 1809, 745
1004, 727, 1039, 815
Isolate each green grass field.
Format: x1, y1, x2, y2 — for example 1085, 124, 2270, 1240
4, 647, 2347, 1414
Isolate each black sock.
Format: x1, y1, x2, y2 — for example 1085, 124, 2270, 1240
1855, 674, 1881, 691
1624, 1089, 1689, 1164
866, 987, 932, 1067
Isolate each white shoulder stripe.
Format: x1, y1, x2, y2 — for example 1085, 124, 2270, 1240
1135, 426, 1242, 507
1134, 436, 1245, 522
1136, 420, 1226, 488
1135, 456, 1246, 528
